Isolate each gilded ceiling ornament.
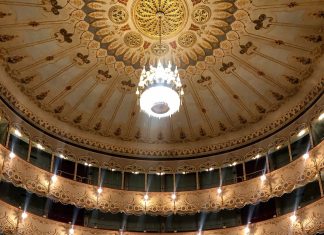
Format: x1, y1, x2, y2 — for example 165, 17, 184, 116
0, 34, 15, 42
303, 35, 322, 43
151, 42, 169, 56
6, 56, 24, 64
123, 31, 143, 48
192, 5, 211, 24
54, 29, 73, 43
108, 5, 129, 24
132, 0, 188, 39
96, 69, 112, 83
178, 31, 197, 48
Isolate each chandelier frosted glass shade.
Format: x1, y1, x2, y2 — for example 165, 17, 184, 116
136, 62, 184, 118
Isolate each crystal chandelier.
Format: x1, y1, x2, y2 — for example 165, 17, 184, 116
136, 6, 184, 118
136, 62, 183, 118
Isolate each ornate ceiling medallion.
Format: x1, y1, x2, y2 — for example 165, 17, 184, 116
108, 5, 129, 24
123, 31, 143, 48
192, 5, 211, 24
178, 31, 197, 48
132, 0, 188, 39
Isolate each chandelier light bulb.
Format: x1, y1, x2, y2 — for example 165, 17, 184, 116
217, 187, 222, 194
244, 226, 250, 234
144, 194, 149, 201
318, 112, 324, 121
171, 193, 176, 200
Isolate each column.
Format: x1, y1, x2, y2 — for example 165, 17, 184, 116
242, 162, 246, 181
265, 153, 270, 173
50, 153, 54, 173
98, 167, 101, 186
318, 171, 324, 197
308, 124, 314, 148
73, 162, 77, 180
5, 125, 10, 148
26, 140, 32, 162
173, 173, 176, 192
121, 171, 125, 189
196, 171, 199, 190
288, 138, 293, 162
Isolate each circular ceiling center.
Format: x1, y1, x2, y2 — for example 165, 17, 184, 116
132, 0, 188, 39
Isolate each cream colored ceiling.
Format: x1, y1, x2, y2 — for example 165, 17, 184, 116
0, 0, 323, 157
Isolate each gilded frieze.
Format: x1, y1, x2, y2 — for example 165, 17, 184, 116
0, 142, 322, 216
0, 191, 323, 234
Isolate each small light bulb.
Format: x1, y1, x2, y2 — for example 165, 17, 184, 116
318, 112, 324, 121
144, 194, 149, 201
9, 152, 15, 159
97, 187, 103, 194
303, 153, 309, 160
182, 171, 186, 175
69, 227, 74, 235
209, 167, 214, 171
14, 129, 22, 137
51, 175, 57, 182
59, 154, 65, 159
171, 193, 176, 200
21, 212, 28, 220
260, 174, 266, 182
290, 214, 297, 223
276, 145, 281, 150
244, 226, 250, 234
255, 154, 261, 159
297, 129, 306, 137
232, 162, 237, 166
36, 143, 44, 150
217, 188, 222, 194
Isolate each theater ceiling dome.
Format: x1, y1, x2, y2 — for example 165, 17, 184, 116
0, 0, 323, 158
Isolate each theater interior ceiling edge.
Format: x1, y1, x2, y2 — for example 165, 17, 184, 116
0, 0, 323, 158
